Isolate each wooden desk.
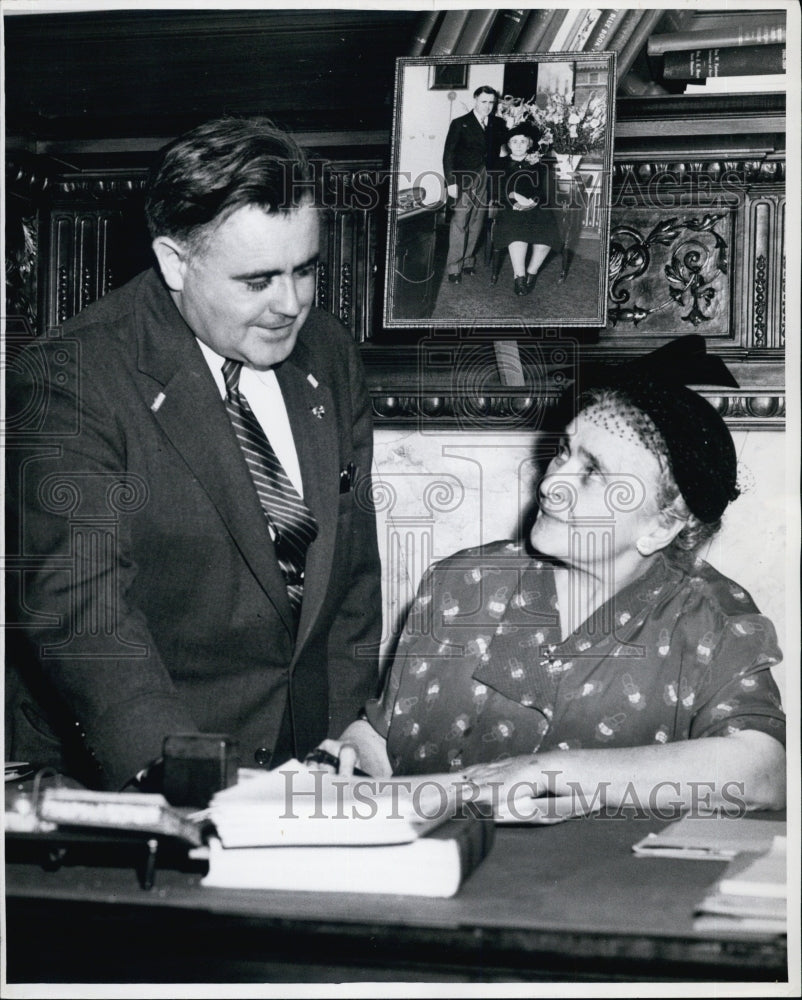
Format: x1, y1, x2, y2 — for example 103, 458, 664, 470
5, 812, 788, 984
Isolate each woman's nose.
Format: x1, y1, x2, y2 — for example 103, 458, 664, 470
539, 469, 577, 513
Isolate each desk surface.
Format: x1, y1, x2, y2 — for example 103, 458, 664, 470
5, 811, 789, 984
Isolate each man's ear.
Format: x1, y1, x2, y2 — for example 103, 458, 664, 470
151, 236, 188, 292
636, 514, 687, 557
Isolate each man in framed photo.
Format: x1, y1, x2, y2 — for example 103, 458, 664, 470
442, 85, 501, 284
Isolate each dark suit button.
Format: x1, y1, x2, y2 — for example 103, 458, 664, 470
254, 746, 273, 767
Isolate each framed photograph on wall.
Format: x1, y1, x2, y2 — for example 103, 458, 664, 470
384, 52, 616, 329
429, 62, 470, 90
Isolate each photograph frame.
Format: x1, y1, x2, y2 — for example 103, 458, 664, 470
384, 52, 616, 330
428, 62, 470, 91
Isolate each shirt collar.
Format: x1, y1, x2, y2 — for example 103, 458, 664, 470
195, 339, 279, 398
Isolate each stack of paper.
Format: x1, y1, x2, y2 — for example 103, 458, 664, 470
631, 814, 785, 861
694, 835, 787, 935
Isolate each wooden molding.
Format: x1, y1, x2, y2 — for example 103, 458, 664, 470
362, 346, 785, 430
368, 389, 786, 431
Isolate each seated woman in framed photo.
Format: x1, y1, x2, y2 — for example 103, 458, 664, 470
491, 122, 560, 298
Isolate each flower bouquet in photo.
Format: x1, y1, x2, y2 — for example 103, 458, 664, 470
497, 91, 607, 177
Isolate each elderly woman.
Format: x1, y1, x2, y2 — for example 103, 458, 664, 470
323, 339, 785, 817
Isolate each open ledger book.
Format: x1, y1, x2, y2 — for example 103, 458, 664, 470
199, 761, 495, 897
205, 759, 463, 847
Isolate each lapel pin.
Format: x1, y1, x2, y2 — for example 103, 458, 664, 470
151, 391, 166, 413
311, 404, 326, 419
307, 373, 319, 388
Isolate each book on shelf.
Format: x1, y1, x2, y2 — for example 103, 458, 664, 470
615, 8, 664, 83
685, 9, 787, 33
486, 8, 527, 53
662, 44, 787, 80
584, 9, 627, 52
614, 9, 678, 96
453, 8, 497, 55
408, 10, 442, 58
618, 66, 670, 98
513, 8, 555, 53
549, 8, 589, 52
201, 809, 496, 898
601, 8, 643, 59
656, 7, 707, 33
567, 8, 603, 51
684, 74, 786, 95
643, 8, 710, 90
205, 761, 456, 848
429, 9, 472, 57
632, 814, 786, 861
647, 15, 787, 57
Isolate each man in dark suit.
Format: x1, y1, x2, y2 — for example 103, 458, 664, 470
5, 117, 382, 791
442, 85, 500, 283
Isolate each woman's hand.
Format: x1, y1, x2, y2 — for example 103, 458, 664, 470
511, 193, 538, 211
461, 755, 599, 825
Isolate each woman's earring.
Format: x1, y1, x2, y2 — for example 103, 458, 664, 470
636, 538, 652, 556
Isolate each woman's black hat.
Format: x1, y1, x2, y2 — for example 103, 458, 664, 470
506, 121, 541, 144
555, 335, 740, 523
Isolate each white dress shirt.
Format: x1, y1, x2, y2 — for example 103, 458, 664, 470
196, 339, 304, 498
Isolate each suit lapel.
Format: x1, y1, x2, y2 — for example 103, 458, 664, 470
275, 344, 339, 653
135, 272, 295, 637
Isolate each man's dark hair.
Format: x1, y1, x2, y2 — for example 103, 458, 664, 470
145, 116, 314, 244
473, 85, 497, 99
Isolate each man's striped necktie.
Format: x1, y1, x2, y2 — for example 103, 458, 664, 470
222, 358, 318, 620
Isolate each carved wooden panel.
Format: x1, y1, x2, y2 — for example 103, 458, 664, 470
740, 192, 785, 350
606, 210, 733, 337
316, 163, 382, 343
601, 160, 786, 353
5, 200, 39, 334
317, 205, 372, 344
45, 210, 125, 331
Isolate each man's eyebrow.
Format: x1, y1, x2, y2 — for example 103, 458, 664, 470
232, 253, 319, 282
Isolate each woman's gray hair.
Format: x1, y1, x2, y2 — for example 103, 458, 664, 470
656, 474, 721, 553
578, 386, 722, 555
